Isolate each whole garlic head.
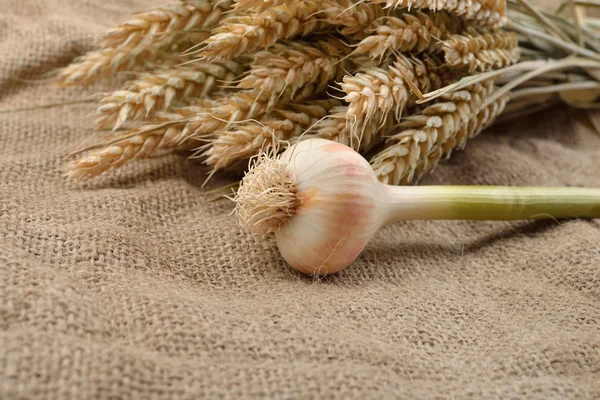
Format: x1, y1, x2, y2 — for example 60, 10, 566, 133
235, 138, 387, 275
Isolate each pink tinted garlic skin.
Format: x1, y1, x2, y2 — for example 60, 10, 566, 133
275, 139, 387, 275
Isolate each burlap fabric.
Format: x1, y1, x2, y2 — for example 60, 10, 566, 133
1, 1, 599, 399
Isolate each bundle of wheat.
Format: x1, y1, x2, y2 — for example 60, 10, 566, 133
59, 0, 600, 186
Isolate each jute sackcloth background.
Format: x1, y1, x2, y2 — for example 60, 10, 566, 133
1, 1, 599, 398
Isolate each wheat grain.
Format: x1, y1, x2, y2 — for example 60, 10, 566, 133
342, 67, 405, 141
367, 0, 507, 29
351, 12, 465, 60
370, 80, 508, 185
237, 39, 349, 104
61, 0, 517, 181
95, 61, 242, 130
443, 30, 520, 72
312, 106, 353, 144
342, 55, 445, 149
204, 99, 341, 170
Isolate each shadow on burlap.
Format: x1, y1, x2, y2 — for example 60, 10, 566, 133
1, 1, 599, 398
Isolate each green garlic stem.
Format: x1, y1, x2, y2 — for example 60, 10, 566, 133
384, 186, 600, 223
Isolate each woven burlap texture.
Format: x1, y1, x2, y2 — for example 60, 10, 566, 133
1, 1, 599, 399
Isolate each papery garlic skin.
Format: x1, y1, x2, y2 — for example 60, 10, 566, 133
275, 139, 386, 275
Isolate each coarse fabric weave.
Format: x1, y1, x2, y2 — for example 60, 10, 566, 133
1, 1, 599, 399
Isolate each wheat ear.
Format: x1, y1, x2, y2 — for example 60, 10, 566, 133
352, 12, 466, 60
204, 99, 341, 170
103, 1, 232, 51
443, 30, 521, 73
65, 128, 183, 180
310, 105, 392, 151
201, 0, 384, 61
56, 1, 229, 86
233, 0, 287, 12
367, 0, 507, 29
322, 0, 385, 38
342, 55, 445, 149
237, 39, 350, 104
65, 101, 225, 180
370, 80, 508, 185
173, 91, 273, 146
57, 30, 215, 87
95, 61, 242, 130
56, 48, 161, 87
200, 1, 328, 61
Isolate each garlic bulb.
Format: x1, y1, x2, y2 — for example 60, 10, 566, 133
234, 138, 600, 275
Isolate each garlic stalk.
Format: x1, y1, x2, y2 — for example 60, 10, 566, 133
234, 139, 600, 276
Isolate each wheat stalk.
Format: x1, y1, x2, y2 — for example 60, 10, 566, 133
443, 29, 521, 72
367, 0, 507, 29
237, 39, 350, 104
204, 99, 341, 170
95, 61, 242, 130
370, 80, 508, 185
351, 12, 466, 60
